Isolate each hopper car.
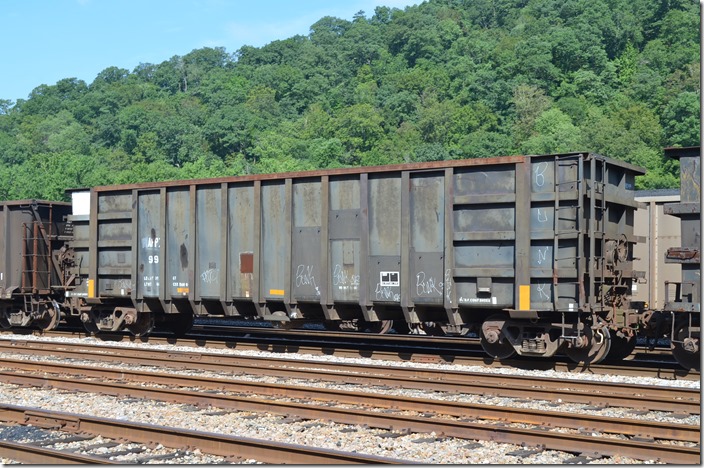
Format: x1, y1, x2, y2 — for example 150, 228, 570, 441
0, 151, 699, 369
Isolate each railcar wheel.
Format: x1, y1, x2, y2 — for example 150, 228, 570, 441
606, 331, 637, 361
672, 320, 700, 371
480, 314, 516, 360
364, 320, 393, 334
82, 318, 100, 335
564, 326, 611, 366
126, 312, 154, 337
34, 302, 61, 332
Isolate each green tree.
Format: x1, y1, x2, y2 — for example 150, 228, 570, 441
0, 0, 697, 196
333, 103, 385, 157
511, 84, 553, 142
662, 91, 700, 147
521, 108, 583, 154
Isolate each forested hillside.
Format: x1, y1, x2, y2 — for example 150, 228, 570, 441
0, 0, 699, 200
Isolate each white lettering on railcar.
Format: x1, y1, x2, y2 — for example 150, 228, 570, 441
537, 208, 549, 223
534, 162, 548, 188
375, 283, 400, 302
537, 283, 551, 300
332, 264, 359, 291
141, 237, 160, 249
444, 269, 452, 303
416, 271, 443, 297
295, 264, 320, 296
459, 297, 498, 304
536, 246, 549, 265
201, 268, 219, 284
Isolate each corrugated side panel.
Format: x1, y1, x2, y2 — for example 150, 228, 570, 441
166, 187, 190, 298
368, 174, 401, 303
260, 181, 289, 300
136, 191, 161, 298
228, 183, 256, 300
196, 185, 223, 299
410, 172, 446, 305
453, 163, 516, 309
97, 192, 134, 297
292, 178, 322, 301
329, 176, 361, 303
529, 155, 581, 311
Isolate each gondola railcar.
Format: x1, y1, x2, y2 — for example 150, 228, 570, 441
659, 146, 700, 370
60, 152, 647, 366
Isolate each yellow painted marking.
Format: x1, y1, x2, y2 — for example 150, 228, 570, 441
519, 285, 530, 311
177, 287, 189, 294
269, 289, 285, 296
88, 279, 95, 298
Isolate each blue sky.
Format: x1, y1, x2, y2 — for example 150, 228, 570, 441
1, 0, 418, 103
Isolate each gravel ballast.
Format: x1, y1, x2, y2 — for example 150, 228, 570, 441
0, 334, 697, 464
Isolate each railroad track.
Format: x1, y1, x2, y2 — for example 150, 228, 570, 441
0, 342, 699, 463
0, 437, 122, 464
1, 327, 695, 381
0, 339, 698, 414
0, 405, 408, 464
0, 428, 219, 464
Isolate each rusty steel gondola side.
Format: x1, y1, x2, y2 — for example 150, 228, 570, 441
67, 152, 648, 367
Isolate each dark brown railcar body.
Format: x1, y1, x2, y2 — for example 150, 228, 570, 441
0, 200, 72, 328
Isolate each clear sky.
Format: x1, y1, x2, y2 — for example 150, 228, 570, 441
0, 0, 418, 103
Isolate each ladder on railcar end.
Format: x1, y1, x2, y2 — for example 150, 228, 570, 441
554, 154, 595, 343
21, 222, 50, 295
552, 154, 585, 311
20, 204, 61, 295
591, 156, 608, 313
587, 157, 609, 311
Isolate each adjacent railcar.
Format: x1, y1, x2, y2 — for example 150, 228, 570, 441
660, 146, 700, 370
0, 200, 73, 330
632, 189, 682, 311
65, 152, 645, 365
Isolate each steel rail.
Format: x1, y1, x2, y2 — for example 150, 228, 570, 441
0, 404, 409, 464
0, 339, 698, 415
0, 362, 698, 464
0, 329, 695, 381
0, 439, 119, 464
0, 357, 698, 443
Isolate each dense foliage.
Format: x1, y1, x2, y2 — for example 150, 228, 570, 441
0, 0, 699, 200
